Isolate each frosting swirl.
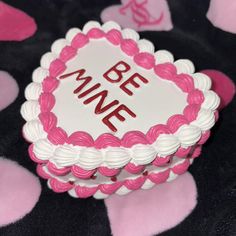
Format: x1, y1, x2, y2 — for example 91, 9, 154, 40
25, 82, 42, 100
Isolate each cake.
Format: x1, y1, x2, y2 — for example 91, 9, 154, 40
21, 21, 220, 199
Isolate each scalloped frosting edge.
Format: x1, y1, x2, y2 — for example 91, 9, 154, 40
21, 20, 220, 174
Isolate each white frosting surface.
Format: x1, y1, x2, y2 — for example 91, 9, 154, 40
21, 21, 220, 172
52, 39, 187, 138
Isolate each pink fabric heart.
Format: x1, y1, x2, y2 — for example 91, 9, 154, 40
201, 70, 235, 110
0, 1, 37, 41
101, 0, 173, 31
105, 172, 197, 236
0, 158, 41, 227
0, 71, 19, 111
207, 0, 236, 34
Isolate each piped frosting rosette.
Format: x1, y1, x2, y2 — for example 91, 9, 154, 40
21, 21, 220, 199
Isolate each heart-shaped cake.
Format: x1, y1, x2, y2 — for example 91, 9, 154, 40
21, 21, 220, 199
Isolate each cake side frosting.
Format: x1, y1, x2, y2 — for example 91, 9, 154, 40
21, 21, 220, 198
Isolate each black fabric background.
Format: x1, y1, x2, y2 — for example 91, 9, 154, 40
0, 1, 235, 235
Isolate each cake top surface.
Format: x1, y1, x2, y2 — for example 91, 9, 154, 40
52, 39, 187, 138
21, 21, 220, 170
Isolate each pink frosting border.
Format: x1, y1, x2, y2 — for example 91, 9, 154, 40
36, 156, 192, 198
39, 27, 208, 148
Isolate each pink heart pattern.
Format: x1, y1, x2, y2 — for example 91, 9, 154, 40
0, 158, 41, 227
0, 71, 19, 111
101, 0, 173, 31
0, 1, 37, 41
207, 0, 236, 34
105, 172, 197, 236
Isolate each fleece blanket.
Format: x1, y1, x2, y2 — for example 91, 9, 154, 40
0, 1, 235, 235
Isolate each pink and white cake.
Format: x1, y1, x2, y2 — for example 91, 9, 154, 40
21, 21, 220, 199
